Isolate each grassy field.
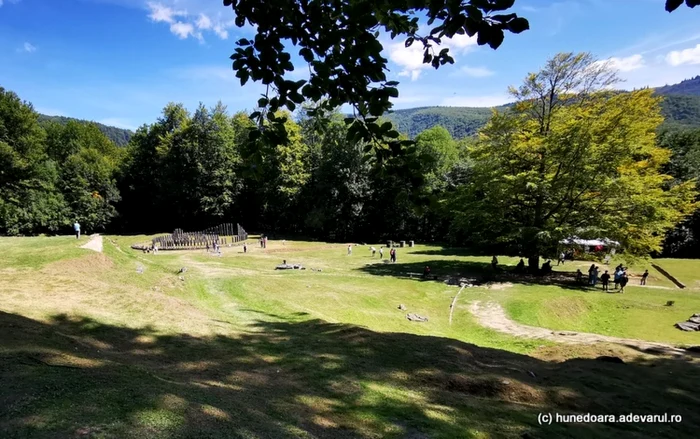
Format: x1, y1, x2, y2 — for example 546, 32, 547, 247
2, 236, 700, 438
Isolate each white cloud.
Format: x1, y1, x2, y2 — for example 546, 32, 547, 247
666, 44, 700, 66
18, 42, 36, 53
596, 54, 645, 73
196, 13, 212, 30
212, 24, 229, 40
441, 95, 510, 108
450, 66, 495, 78
384, 34, 478, 81
146, 2, 231, 41
147, 2, 185, 24
170, 21, 198, 40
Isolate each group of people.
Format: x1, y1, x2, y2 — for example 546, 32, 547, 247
206, 240, 222, 256
259, 236, 268, 248
576, 264, 649, 293
365, 246, 396, 262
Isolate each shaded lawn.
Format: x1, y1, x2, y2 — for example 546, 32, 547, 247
3, 237, 700, 438
3, 310, 700, 439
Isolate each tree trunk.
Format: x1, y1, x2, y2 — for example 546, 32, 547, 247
528, 255, 540, 273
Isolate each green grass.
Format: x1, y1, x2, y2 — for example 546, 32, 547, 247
2, 237, 700, 438
652, 258, 700, 289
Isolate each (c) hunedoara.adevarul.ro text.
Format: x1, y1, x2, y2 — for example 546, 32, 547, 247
537, 413, 682, 425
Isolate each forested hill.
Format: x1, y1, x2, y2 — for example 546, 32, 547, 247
37, 114, 133, 146
385, 86, 700, 139
382, 106, 502, 139
656, 76, 700, 96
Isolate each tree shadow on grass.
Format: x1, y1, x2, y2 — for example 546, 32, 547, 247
358, 259, 599, 292
408, 247, 487, 258
2, 310, 699, 438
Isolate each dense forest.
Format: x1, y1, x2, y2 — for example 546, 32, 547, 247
383, 106, 504, 139
2, 61, 700, 260
37, 114, 133, 146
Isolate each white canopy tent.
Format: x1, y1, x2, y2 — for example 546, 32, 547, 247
559, 237, 620, 247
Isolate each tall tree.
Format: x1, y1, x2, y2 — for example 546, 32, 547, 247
0, 88, 67, 235
448, 53, 698, 270
45, 121, 123, 232
299, 110, 373, 240
658, 126, 700, 257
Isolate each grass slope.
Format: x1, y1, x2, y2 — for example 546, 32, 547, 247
1, 237, 700, 438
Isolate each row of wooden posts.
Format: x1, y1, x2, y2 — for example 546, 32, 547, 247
151, 223, 248, 251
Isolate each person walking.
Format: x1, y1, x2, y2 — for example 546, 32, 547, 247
588, 264, 595, 285
370, 246, 376, 257
558, 252, 566, 266
73, 221, 81, 239
592, 265, 599, 286
243, 243, 247, 253
641, 269, 649, 285
347, 245, 352, 256
619, 271, 629, 293
600, 270, 611, 292
379, 247, 384, 259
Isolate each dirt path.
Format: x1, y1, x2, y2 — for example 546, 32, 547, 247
469, 301, 687, 355
80, 234, 103, 253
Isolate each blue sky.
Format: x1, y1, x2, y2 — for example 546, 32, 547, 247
1, 0, 699, 130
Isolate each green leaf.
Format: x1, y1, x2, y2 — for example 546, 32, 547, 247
666, 0, 684, 11
488, 28, 505, 50
506, 17, 530, 34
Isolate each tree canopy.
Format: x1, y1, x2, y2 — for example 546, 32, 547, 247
223, 0, 696, 152
446, 53, 698, 269
223, 0, 530, 153
0, 88, 122, 235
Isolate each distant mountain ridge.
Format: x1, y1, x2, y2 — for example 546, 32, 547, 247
384, 77, 700, 139
656, 76, 700, 96
37, 114, 134, 146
